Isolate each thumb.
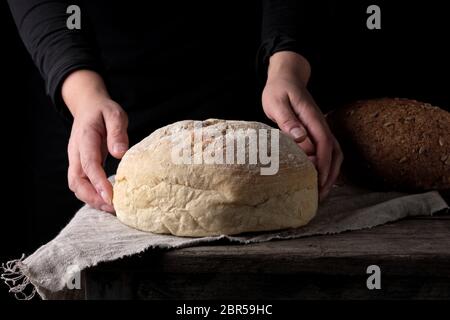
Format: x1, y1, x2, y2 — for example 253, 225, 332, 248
103, 107, 129, 159
268, 100, 307, 143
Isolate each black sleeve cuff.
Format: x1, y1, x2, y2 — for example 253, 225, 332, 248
256, 34, 313, 85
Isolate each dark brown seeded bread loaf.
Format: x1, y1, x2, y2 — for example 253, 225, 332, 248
327, 98, 450, 191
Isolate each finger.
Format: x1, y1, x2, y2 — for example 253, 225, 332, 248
265, 95, 308, 143
298, 137, 315, 156
319, 140, 344, 201
290, 95, 333, 188
315, 133, 333, 188
74, 177, 114, 212
78, 129, 113, 205
308, 155, 317, 168
103, 108, 129, 159
67, 148, 113, 211
298, 112, 333, 188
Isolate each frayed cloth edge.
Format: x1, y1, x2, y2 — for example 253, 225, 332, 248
1, 254, 37, 300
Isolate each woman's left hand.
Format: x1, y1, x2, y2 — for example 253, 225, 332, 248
262, 51, 343, 200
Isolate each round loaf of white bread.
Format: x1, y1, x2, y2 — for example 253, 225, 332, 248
113, 119, 318, 237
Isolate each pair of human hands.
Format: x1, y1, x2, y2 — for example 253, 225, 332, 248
63, 52, 342, 212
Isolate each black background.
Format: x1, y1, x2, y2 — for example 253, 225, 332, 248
1, 0, 449, 301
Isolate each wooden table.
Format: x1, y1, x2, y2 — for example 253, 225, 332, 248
84, 210, 450, 300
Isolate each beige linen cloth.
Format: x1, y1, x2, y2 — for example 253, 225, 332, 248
1, 178, 448, 300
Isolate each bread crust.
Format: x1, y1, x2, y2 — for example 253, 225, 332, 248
113, 119, 318, 236
327, 98, 450, 191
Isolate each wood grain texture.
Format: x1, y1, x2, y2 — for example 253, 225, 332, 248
84, 214, 450, 299
85, 272, 450, 300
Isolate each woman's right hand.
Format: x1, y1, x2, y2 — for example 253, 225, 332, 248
62, 70, 129, 212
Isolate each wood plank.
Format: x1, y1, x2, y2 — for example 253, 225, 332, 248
90, 218, 450, 276
84, 217, 450, 299
85, 272, 450, 300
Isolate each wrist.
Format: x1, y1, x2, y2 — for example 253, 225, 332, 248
62, 70, 110, 117
267, 51, 311, 86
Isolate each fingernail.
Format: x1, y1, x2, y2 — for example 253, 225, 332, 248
100, 190, 112, 205
113, 143, 128, 154
290, 127, 307, 141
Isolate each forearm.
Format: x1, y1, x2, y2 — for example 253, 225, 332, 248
259, 0, 307, 81
261, 0, 302, 41
7, 0, 99, 108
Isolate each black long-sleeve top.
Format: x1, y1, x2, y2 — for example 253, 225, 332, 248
8, 0, 304, 134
